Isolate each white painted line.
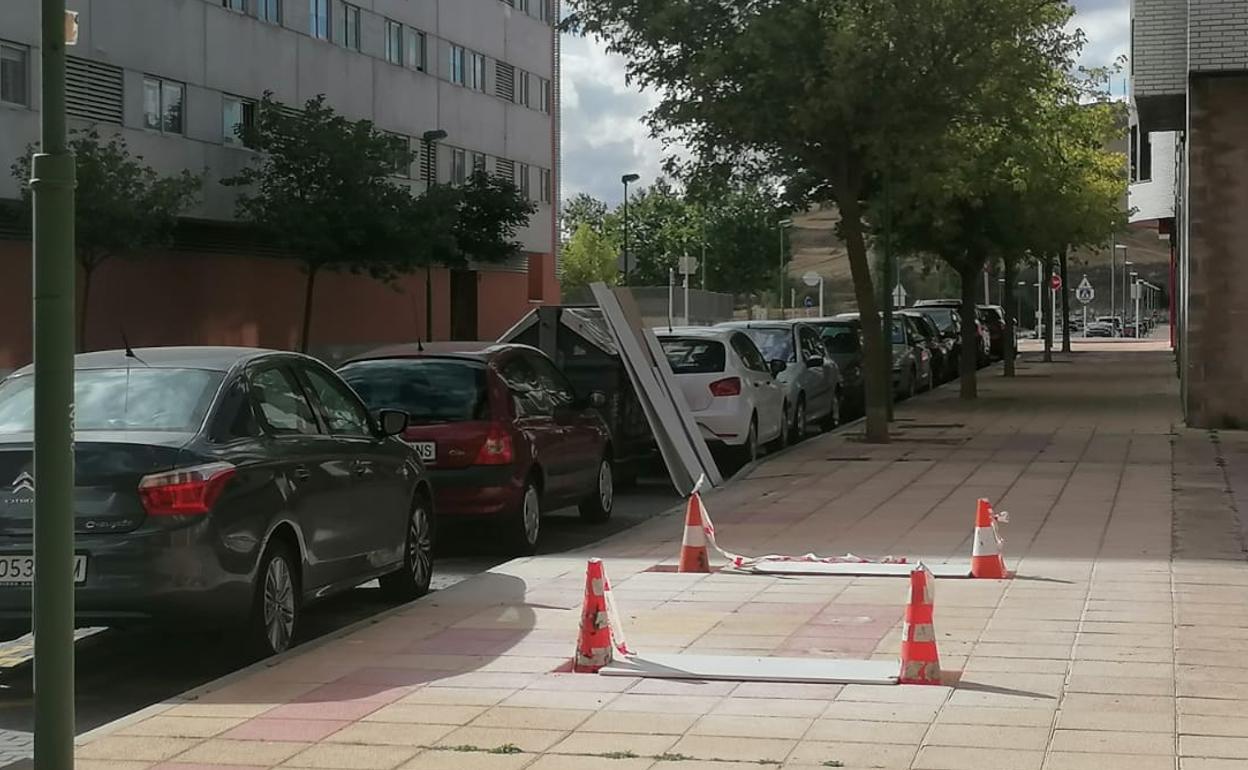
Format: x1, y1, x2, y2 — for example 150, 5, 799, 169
600, 653, 899, 684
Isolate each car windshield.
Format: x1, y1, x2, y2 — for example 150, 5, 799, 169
921, 309, 958, 333
818, 325, 859, 355
743, 328, 794, 363
660, 338, 726, 374
340, 359, 490, 424
0, 367, 223, 434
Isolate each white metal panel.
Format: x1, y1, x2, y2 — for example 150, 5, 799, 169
747, 562, 973, 578
600, 654, 899, 685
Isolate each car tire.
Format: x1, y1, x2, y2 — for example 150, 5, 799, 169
822, 389, 841, 431
247, 541, 300, 658
379, 493, 434, 602
908, 367, 918, 399
734, 415, 760, 467
505, 479, 542, 556
788, 396, 807, 444
578, 457, 615, 524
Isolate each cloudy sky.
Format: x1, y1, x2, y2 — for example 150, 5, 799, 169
560, 0, 1131, 205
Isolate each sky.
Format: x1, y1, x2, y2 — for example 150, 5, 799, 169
560, 0, 1131, 206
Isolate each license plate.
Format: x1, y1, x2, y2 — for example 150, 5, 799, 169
408, 441, 436, 463
0, 555, 87, 585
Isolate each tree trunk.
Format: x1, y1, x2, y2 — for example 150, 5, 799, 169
958, 263, 979, 400
1059, 248, 1071, 354
1042, 254, 1053, 363
300, 265, 319, 353
838, 193, 889, 443
78, 262, 94, 353
1003, 259, 1017, 377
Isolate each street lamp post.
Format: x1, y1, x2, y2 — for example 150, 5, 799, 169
420, 129, 447, 341
1113, 244, 1126, 330
31, 3, 78, 770
1130, 271, 1140, 336
1122, 259, 1133, 328
621, 173, 640, 283
778, 219, 793, 319
1017, 281, 1027, 338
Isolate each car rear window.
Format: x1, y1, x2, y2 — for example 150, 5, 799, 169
0, 367, 223, 434
818, 324, 860, 354
920, 308, 958, 333
660, 338, 726, 374
339, 358, 490, 424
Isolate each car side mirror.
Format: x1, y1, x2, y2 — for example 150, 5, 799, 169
377, 409, 408, 437
588, 391, 607, 409
805, 356, 824, 369
768, 359, 786, 377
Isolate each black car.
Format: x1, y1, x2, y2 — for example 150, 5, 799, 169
806, 318, 865, 419
899, 311, 952, 385
0, 347, 433, 656
909, 306, 962, 381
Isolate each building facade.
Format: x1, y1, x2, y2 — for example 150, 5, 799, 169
1130, 0, 1248, 428
0, 0, 560, 368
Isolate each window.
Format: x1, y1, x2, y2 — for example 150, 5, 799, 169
385, 132, 411, 178
384, 19, 402, 64
251, 367, 319, 435
259, 0, 280, 23
451, 148, 467, 186
730, 334, 769, 373
302, 368, 371, 437
745, 328, 795, 363
143, 77, 185, 134
470, 52, 487, 91
539, 168, 552, 203
405, 29, 426, 71
0, 43, 29, 107
516, 0, 531, 12
450, 45, 466, 85
799, 327, 825, 363
518, 163, 531, 199
222, 0, 246, 11
210, 379, 260, 443
310, 0, 330, 40
538, 77, 552, 113
539, 0, 552, 22
516, 70, 530, 107
528, 354, 575, 408
471, 152, 488, 175
660, 338, 726, 374
340, 359, 491, 424
343, 4, 361, 51
222, 95, 255, 145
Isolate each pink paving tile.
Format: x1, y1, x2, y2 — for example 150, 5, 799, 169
731, 681, 846, 699
335, 668, 461, 688
733, 602, 827, 616
153, 765, 268, 770
628, 678, 740, 696
221, 718, 350, 742
527, 674, 639, 692
410, 639, 516, 655
292, 682, 412, 704
262, 699, 389, 722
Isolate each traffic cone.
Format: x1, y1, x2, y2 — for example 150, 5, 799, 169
677, 493, 711, 573
899, 564, 942, 685
573, 558, 612, 673
970, 498, 1008, 579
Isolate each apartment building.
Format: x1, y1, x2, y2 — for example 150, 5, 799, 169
1130, 0, 1248, 428
0, 0, 560, 367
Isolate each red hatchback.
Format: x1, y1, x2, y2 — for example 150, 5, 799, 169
338, 343, 614, 554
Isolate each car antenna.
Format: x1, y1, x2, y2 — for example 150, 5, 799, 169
121, 328, 147, 366
416, 337, 424, 353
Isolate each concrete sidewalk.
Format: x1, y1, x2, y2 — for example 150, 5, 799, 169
75, 342, 1248, 770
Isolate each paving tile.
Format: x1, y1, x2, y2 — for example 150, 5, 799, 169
804, 718, 928, 744
924, 723, 1049, 750
934, 705, 1054, 727
434, 726, 567, 754
170, 739, 310, 766
711, 696, 827, 718
1180, 734, 1248, 759
119, 716, 246, 738
397, 688, 514, 706
469, 707, 592, 731
1043, 753, 1176, 770
912, 745, 1044, 770
1180, 760, 1248, 770
222, 718, 351, 742
396, 750, 535, 770
668, 734, 797, 764
688, 714, 812, 739
324, 722, 455, 746
78, 737, 203, 762
361, 704, 488, 725
604, 694, 722, 714
547, 730, 678, 756
281, 743, 420, 769
1180, 714, 1248, 737
524, 756, 654, 770
79, 762, 156, 770
1050, 728, 1176, 754
786, 740, 915, 769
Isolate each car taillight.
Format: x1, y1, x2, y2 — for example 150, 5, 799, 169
474, 423, 514, 465
138, 462, 236, 516
709, 377, 742, 397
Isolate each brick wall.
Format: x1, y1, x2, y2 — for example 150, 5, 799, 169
1133, 0, 1190, 97
1184, 74, 1248, 428
1190, 0, 1248, 72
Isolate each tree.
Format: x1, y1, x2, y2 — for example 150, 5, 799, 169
694, 183, 791, 298
12, 129, 201, 350
451, 170, 537, 266
561, 192, 611, 242
561, 223, 620, 289
566, 0, 1077, 441
620, 179, 696, 286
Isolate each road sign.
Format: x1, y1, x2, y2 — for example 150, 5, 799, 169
1050, 273, 1062, 291
804, 295, 815, 309
802, 271, 821, 287
892, 283, 907, 308
677, 255, 699, 275
1075, 275, 1094, 305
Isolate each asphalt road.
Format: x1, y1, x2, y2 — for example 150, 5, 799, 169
0, 477, 681, 768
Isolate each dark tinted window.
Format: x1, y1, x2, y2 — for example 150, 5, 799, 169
743, 328, 795, 363
497, 356, 550, 417
251, 367, 320, 435
210, 378, 260, 442
303, 367, 371, 436
529, 354, 575, 408
660, 338, 726, 374
891, 319, 907, 344
340, 359, 490, 424
819, 324, 860, 354
798, 327, 825, 362
730, 334, 769, 373
920, 308, 959, 334
0, 367, 223, 434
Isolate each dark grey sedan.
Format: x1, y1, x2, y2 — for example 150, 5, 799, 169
0, 347, 434, 656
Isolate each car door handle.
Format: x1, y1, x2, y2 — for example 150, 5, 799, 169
293, 465, 311, 481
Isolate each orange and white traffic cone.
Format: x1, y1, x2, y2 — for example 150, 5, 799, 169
573, 558, 612, 673
899, 564, 942, 685
970, 498, 1008, 579
677, 493, 711, 573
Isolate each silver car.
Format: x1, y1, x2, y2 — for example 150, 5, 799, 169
715, 321, 842, 442
835, 313, 932, 400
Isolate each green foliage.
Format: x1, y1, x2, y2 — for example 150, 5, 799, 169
562, 192, 611, 240
450, 170, 537, 267
561, 223, 620, 289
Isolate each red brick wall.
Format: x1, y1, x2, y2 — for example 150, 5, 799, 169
0, 240, 551, 370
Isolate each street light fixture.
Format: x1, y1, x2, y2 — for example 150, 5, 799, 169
1122, 259, 1133, 325
778, 219, 793, 317
421, 129, 448, 341
621, 173, 640, 283
1113, 244, 1126, 326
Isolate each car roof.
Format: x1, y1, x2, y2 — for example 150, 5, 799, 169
6, 346, 287, 378
655, 326, 734, 340
913, 299, 961, 307
344, 341, 532, 365
716, 321, 796, 332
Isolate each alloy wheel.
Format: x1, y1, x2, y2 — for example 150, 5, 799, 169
262, 556, 296, 654
522, 485, 541, 546
408, 503, 432, 590
598, 461, 614, 513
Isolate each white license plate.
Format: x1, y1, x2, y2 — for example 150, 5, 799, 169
0, 555, 87, 585
409, 441, 436, 463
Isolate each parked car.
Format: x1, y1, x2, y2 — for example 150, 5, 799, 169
1086, 321, 1114, 338
909, 306, 962, 381
656, 327, 786, 467
0, 347, 432, 656
716, 321, 842, 443
977, 305, 1007, 360
339, 343, 613, 556
1096, 316, 1123, 337
916, 300, 991, 367
899, 310, 952, 386
836, 313, 931, 400
805, 317, 866, 419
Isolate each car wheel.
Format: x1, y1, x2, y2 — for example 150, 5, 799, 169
734, 415, 760, 466
579, 457, 614, 523
379, 494, 434, 601
823, 389, 841, 431
247, 541, 299, 658
505, 479, 542, 556
907, 367, 918, 399
789, 396, 807, 444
